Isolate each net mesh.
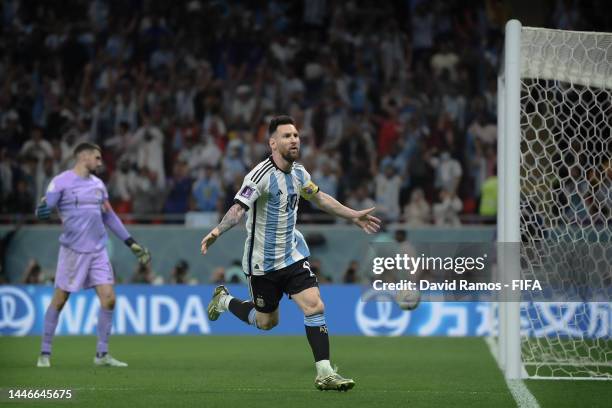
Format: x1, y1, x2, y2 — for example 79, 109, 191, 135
518, 27, 612, 379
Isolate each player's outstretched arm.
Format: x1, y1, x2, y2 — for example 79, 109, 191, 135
201, 203, 246, 255
102, 201, 151, 265
310, 191, 382, 234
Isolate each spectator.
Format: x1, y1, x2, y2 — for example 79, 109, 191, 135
169, 260, 198, 285
404, 188, 431, 226
431, 151, 463, 194
210, 267, 226, 284
36, 157, 57, 203
130, 263, 164, 285
479, 170, 498, 220
192, 166, 222, 212
108, 160, 135, 213
221, 140, 247, 186
346, 184, 376, 213
5, 179, 34, 214
229, 85, 257, 130
134, 119, 166, 189
433, 190, 463, 226
131, 167, 164, 215
20, 126, 53, 164
22, 260, 49, 284
343, 260, 359, 283
198, 135, 223, 170
312, 161, 338, 200
224, 260, 247, 284
163, 161, 193, 214
104, 121, 138, 165
431, 40, 460, 81
1, 0, 605, 225
468, 113, 497, 147
0, 148, 14, 205
375, 164, 402, 222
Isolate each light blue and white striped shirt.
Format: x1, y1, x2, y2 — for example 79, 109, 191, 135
234, 156, 319, 276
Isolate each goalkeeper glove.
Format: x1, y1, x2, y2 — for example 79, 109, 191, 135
125, 238, 151, 265
36, 198, 51, 220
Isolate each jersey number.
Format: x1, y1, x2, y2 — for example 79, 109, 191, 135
286, 193, 298, 212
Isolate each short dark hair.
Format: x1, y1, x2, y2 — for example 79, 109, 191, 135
268, 115, 295, 136
74, 142, 102, 157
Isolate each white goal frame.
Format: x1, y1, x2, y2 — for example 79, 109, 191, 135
496, 19, 612, 381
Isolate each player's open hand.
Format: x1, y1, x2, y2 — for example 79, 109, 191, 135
201, 229, 220, 255
130, 242, 151, 265
352, 207, 382, 234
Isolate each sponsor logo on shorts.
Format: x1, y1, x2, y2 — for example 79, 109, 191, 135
256, 297, 265, 308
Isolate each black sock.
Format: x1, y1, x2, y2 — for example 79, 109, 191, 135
304, 314, 330, 362
96, 352, 107, 358
228, 298, 255, 324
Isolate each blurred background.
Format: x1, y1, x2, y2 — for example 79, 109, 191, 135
1, 0, 610, 285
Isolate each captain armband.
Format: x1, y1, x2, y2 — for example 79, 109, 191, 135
300, 180, 320, 200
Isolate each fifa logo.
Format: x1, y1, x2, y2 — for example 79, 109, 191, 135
355, 289, 410, 336
0, 287, 35, 336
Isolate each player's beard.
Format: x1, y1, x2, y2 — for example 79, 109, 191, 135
89, 163, 103, 175
281, 146, 300, 163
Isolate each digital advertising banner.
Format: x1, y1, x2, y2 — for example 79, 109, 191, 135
0, 285, 609, 338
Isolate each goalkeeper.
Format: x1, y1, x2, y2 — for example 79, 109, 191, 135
35, 142, 150, 368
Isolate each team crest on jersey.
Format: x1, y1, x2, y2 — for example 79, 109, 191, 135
256, 296, 265, 308
240, 186, 255, 198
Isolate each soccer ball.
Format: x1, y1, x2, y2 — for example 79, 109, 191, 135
396, 290, 421, 311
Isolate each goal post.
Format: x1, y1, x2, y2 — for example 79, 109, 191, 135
497, 20, 612, 380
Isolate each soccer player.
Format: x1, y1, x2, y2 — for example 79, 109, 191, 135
35, 142, 151, 368
201, 115, 381, 391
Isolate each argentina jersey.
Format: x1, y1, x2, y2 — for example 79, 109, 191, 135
234, 156, 320, 276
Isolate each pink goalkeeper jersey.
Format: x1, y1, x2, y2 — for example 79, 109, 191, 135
46, 170, 109, 253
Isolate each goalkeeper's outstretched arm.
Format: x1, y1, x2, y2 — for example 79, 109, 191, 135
102, 201, 151, 265
201, 203, 246, 254
310, 191, 382, 234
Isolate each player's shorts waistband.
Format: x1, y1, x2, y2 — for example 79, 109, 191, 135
251, 257, 308, 276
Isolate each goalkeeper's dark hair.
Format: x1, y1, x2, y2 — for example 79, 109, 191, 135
268, 115, 295, 136
73, 142, 102, 157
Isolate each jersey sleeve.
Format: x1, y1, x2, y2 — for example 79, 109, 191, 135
297, 167, 319, 200
45, 175, 65, 209
100, 179, 110, 201
233, 174, 264, 211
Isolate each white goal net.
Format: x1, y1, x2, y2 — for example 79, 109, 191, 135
497, 22, 612, 380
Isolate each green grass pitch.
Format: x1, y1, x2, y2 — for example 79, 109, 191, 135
1, 336, 610, 408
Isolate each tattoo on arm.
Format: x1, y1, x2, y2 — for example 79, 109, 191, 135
217, 204, 246, 234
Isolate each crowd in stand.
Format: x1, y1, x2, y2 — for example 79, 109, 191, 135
1, 0, 607, 226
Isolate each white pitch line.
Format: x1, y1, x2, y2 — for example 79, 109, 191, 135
505, 379, 541, 408
71, 387, 502, 395
485, 337, 541, 408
